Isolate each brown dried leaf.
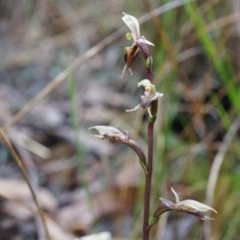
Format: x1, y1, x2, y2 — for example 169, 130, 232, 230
0, 179, 57, 211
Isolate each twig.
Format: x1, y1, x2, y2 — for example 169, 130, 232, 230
0, 127, 51, 240
13, 141, 45, 240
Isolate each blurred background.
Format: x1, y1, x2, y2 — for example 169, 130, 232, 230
0, 0, 240, 239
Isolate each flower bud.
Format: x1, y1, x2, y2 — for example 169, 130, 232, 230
153, 187, 217, 224
89, 125, 147, 171
89, 126, 127, 141
145, 56, 153, 71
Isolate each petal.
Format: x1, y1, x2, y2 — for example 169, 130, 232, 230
138, 79, 156, 95
137, 37, 155, 46
175, 199, 217, 213
155, 92, 164, 98
146, 92, 164, 102
121, 45, 139, 79
159, 198, 175, 208
171, 187, 180, 203
147, 107, 153, 118
125, 45, 139, 68
121, 64, 133, 79
89, 126, 127, 139
122, 12, 140, 41
138, 79, 155, 89
125, 104, 141, 113
140, 92, 163, 109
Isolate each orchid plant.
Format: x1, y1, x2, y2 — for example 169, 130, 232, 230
89, 13, 217, 240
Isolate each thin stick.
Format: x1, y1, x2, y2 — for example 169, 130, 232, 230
0, 127, 51, 240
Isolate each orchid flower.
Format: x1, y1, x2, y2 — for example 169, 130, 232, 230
126, 79, 163, 118
159, 187, 217, 221
121, 13, 154, 78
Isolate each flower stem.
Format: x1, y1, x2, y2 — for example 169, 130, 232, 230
143, 121, 154, 240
